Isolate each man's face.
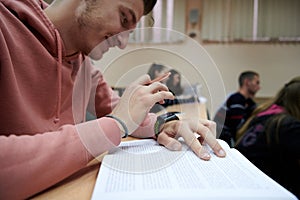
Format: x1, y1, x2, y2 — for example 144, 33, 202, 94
74, 0, 144, 60
247, 75, 260, 96
173, 74, 181, 86
154, 68, 168, 83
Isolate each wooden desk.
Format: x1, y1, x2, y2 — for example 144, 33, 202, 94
32, 103, 207, 200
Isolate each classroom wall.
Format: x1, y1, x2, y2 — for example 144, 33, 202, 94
94, 0, 300, 116
95, 42, 300, 116
204, 43, 300, 97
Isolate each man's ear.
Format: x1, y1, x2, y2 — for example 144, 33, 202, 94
244, 78, 250, 86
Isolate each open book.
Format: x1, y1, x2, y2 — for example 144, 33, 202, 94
91, 139, 297, 200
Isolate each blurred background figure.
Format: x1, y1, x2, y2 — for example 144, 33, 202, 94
147, 63, 168, 83
166, 69, 184, 96
147, 64, 196, 113
147, 63, 169, 113
213, 71, 260, 147
235, 76, 300, 198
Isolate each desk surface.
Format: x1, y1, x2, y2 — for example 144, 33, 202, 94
33, 103, 207, 200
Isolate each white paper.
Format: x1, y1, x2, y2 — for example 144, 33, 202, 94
91, 139, 297, 200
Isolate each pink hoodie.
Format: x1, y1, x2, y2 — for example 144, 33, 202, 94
0, 0, 156, 199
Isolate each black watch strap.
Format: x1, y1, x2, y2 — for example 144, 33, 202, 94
154, 112, 180, 136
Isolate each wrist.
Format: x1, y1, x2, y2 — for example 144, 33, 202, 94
154, 112, 181, 136
105, 115, 128, 138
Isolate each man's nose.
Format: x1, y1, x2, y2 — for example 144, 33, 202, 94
116, 31, 130, 49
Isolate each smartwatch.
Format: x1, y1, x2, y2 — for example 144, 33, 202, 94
154, 112, 180, 136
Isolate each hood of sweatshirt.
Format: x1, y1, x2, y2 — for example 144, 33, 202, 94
2, 0, 59, 57
1, 0, 83, 133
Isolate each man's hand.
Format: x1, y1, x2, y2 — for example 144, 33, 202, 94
111, 74, 174, 134
157, 119, 226, 160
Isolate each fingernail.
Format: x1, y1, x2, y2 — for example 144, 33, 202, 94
200, 152, 210, 160
218, 149, 226, 157
170, 142, 181, 150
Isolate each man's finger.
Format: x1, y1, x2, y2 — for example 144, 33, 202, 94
193, 123, 226, 158
151, 91, 174, 104
179, 125, 211, 160
147, 81, 169, 92
199, 119, 217, 137
134, 74, 151, 85
157, 132, 182, 151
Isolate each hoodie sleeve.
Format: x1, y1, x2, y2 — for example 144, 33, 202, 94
0, 64, 156, 200
0, 117, 124, 200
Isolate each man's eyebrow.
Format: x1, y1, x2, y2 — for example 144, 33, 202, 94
129, 9, 137, 24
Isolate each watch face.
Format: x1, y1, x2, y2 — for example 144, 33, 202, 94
155, 112, 181, 136
163, 112, 180, 118
161, 112, 180, 122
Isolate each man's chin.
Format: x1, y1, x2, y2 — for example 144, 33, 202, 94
249, 92, 256, 98
88, 50, 104, 61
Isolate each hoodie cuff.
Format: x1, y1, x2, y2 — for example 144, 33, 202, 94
75, 118, 122, 158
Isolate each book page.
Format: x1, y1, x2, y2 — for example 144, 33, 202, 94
91, 139, 297, 200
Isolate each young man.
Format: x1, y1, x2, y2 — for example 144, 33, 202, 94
0, 0, 226, 199
214, 71, 261, 147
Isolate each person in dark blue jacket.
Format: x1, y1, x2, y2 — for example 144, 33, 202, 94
214, 71, 260, 147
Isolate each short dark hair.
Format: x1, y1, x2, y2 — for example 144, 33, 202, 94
238, 71, 259, 87
143, 0, 157, 15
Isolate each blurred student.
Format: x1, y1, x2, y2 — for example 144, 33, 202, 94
214, 71, 260, 147
147, 63, 168, 113
166, 69, 184, 96
147, 65, 195, 113
235, 76, 300, 198
147, 63, 168, 82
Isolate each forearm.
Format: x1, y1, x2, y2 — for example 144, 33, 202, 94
0, 125, 90, 200
0, 118, 122, 200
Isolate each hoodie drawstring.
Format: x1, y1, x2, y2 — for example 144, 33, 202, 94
54, 29, 62, 124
